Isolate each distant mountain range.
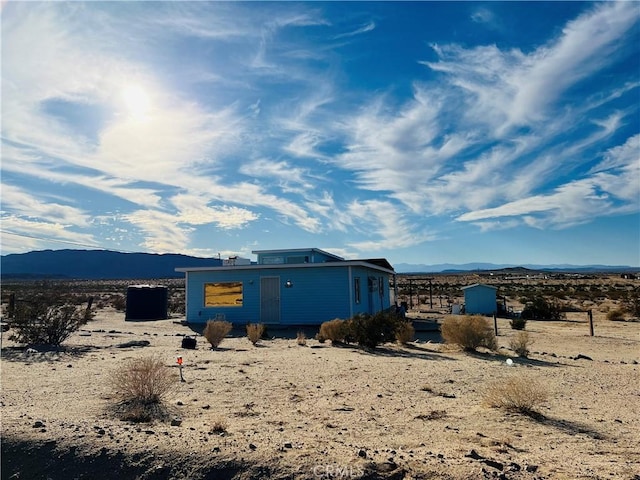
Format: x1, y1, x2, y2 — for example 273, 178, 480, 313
394, 262, 638, 274
0, 249, 636, 280
0, 249, 222, 279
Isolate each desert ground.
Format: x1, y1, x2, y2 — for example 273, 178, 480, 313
1, 274, 639, 480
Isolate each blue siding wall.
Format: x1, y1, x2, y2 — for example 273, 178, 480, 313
186, 270, 261, 324
185, 265, 392, 325
463, 285, 497, 315
349, 266, 390, 316
278, 267, 351, 324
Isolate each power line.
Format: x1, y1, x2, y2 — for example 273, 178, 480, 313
0, 229, 135, 253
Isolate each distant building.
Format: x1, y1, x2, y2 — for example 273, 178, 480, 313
461, 283, 497, 315
176, 248, 395, 326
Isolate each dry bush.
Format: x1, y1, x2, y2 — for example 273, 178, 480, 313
415, 410, 447, 421
395, 320, 415, 345
296, 331, 307, 346
484, 376, 548, 415
209, 418, 228, 434
349, 311, 398, 349
509, 331, 533, 357
110, 356, 176, 422
9, 302, 85, 347
606, 309, 626, 322
319, 318, 349, 344
246, 323, 265, 345
441, 315, 497, 351
509, 316, 527, 330
203, 320, 233, 349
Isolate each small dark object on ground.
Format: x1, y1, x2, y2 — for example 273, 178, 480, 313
181, 336, 197, 349
116, 340, 151, 348
574, 354, 593, 361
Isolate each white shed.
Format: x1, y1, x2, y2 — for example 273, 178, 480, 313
461, 284, 497, 315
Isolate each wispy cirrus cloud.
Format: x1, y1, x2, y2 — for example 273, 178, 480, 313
345, 199, 435, 251
331, 1, 638, 233
457, 133, 640, 228
333, 20, 376, 39
1, 1, 637, 263
123, 210, 194, 253
1, 184, 91, 227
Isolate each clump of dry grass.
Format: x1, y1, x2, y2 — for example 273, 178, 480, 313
420, 383, 435, 393
415, 410, 447, 421
395, 320, 415, 345
484, 376, 548, 415
109, 355, 176, 422
509, 331, 533, 357
246, 323, 265, 345
296, 331, 307, 346
441, 315, 497, 351
509, 316, 527, 330
203, 320, 233, 349
606, 309, 626, 322
209, 418, 228, 434
319, 318, 348, 344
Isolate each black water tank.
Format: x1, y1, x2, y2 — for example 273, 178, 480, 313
125, 285, 168, 320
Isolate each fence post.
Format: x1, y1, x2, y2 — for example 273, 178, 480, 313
493, 313, 498, 336
8, 293, 15, 319
588, 309, 594, 336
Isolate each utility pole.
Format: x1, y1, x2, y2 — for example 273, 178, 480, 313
409, 278, 413, 309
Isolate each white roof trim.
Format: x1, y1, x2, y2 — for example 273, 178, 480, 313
176, 260, 394, 275
461, 283, 498, 290
251, 247, 344, 261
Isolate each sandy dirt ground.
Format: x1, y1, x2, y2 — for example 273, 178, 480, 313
1, 308, 639, 480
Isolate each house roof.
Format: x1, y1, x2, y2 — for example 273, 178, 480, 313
461, 283, 498, 290
361, 258, 394, 271
251, 247, 344, 261
176, 259, 394, 274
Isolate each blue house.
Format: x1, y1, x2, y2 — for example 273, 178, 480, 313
461, 283, 498, 315
175, 248, 395, 326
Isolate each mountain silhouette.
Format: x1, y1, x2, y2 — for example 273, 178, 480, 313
1, 249, 222, 280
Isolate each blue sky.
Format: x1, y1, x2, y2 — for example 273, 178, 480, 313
1, 1, 639, 267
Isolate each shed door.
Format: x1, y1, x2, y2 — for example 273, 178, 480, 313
260, 277, 280, 324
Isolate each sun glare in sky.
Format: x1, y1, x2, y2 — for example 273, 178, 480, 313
121, 85, 151, 120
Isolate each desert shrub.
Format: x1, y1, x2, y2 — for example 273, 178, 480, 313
521, 296, 565, 321
509, 316, 527, 330
441, 315, 497, 351
606, 308, 626, 322
203, 320, 233, 349
622, 288, 640, 318
319, 318, 349, 344
296, 331, 307, 346
509, 331, 533, 357
348, 311, 399, 349
395, 320, 415, 345
168, 292, 186, 315
110, 294, 126, 311
484, 376, 548, 415
110, 356, 175, 422
246, 323, 265, 345
9, 301, 85, 347
209, 418, 228, 434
